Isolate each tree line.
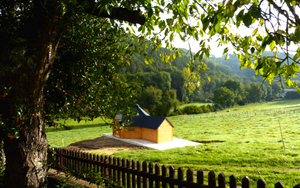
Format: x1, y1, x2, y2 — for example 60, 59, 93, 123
118, 48, 283, 115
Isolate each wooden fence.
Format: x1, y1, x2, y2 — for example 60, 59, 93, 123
54, 148, 300, 188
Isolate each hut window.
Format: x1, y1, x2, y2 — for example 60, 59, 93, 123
128, 127, 135, 131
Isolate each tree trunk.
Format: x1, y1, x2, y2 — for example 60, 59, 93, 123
0, 2, 64, 187
3, 121, 48, 188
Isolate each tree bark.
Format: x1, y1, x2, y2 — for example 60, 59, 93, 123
0, 1, 64, 187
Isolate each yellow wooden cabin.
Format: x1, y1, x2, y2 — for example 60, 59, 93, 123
113, 104, 174, 143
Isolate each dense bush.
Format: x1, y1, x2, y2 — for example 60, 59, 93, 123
182, 105, 203, 114
206, 104, 214, 112
170, 104, 214, 116
200, 105, 211, 113
213, 103, 223, 111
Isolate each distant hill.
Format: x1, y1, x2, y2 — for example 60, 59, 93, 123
118, 46, 270, 102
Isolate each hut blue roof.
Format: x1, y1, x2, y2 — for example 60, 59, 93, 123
116, 104, 174, 130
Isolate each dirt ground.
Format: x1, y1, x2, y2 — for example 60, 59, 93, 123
63, 136, 149, 154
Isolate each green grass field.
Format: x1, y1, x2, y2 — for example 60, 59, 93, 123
46, 99, 300, 188
46, 118, 111, 147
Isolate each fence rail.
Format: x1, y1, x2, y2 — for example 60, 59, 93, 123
54, 148, 299, 188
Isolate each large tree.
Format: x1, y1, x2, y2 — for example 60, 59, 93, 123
0, 1, 146, 187
221, 80, 247, 103
212, 86, 235, 108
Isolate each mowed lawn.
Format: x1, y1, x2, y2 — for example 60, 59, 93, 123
46, 118, 111, 148
46, 99, 300, 188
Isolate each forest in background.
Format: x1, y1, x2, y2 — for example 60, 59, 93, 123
118, 47, 291, 115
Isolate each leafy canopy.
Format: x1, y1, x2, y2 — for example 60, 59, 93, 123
130, 0, 300, 89
45, 14, 141, 125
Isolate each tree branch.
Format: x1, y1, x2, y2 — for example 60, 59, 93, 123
286, 2, 300, 26
84, 2, 145, 25
267, 0, 296, 25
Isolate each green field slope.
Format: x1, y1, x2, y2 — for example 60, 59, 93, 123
46, 99, 300, 188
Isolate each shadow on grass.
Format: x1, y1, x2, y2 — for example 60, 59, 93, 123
46, 123, 108, 132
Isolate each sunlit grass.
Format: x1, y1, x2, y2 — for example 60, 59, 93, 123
46, 118, 111, 147
46, 99, 300, 187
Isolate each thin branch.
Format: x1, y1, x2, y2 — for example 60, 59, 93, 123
83, 1, 146, 25
194, 0, 208, 14
286, 2, 300, 26
267, 0, 296, 25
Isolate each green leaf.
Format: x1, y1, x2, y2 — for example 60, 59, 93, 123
225, 53, 229, 61
252, 28, 258, 36
202, 17, 210, 31
269, 41, 275, 51
207, 75, 211, 82
259, 18, 264, 26
223, 47, 229, 54
243, 12, 252, 27
273, 52, 278, 62
256, 34, 262, 41
295, 26, 300, 40
250, 5, 261, 19
286, 79, 293, 88
236, 9, 244, 28
215, 22, 221, 32
169, 32, 174, 41
293, 50, 300, 61
148, 8, 153, 18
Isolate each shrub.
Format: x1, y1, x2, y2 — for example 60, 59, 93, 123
205, 99, 212, 103
182, 105, 203, 114
206, 104, 214, 112
176, 108, 185, 115
200, 105, 211, 113
168, 112, 178, 116
213, 103, 223, 111
237, 100, 245, 105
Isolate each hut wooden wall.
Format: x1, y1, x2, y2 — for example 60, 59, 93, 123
157, 119, 173, 143
141, 127, 158, 143
121, 127, 142, 139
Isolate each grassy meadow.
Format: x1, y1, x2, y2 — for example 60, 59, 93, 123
46, 99, 300, 188
46, 118, 111, 147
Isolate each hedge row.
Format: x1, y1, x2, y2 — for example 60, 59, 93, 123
170, 104, 215, 116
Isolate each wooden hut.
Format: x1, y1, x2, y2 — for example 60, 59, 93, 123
113, 104, 174, 143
